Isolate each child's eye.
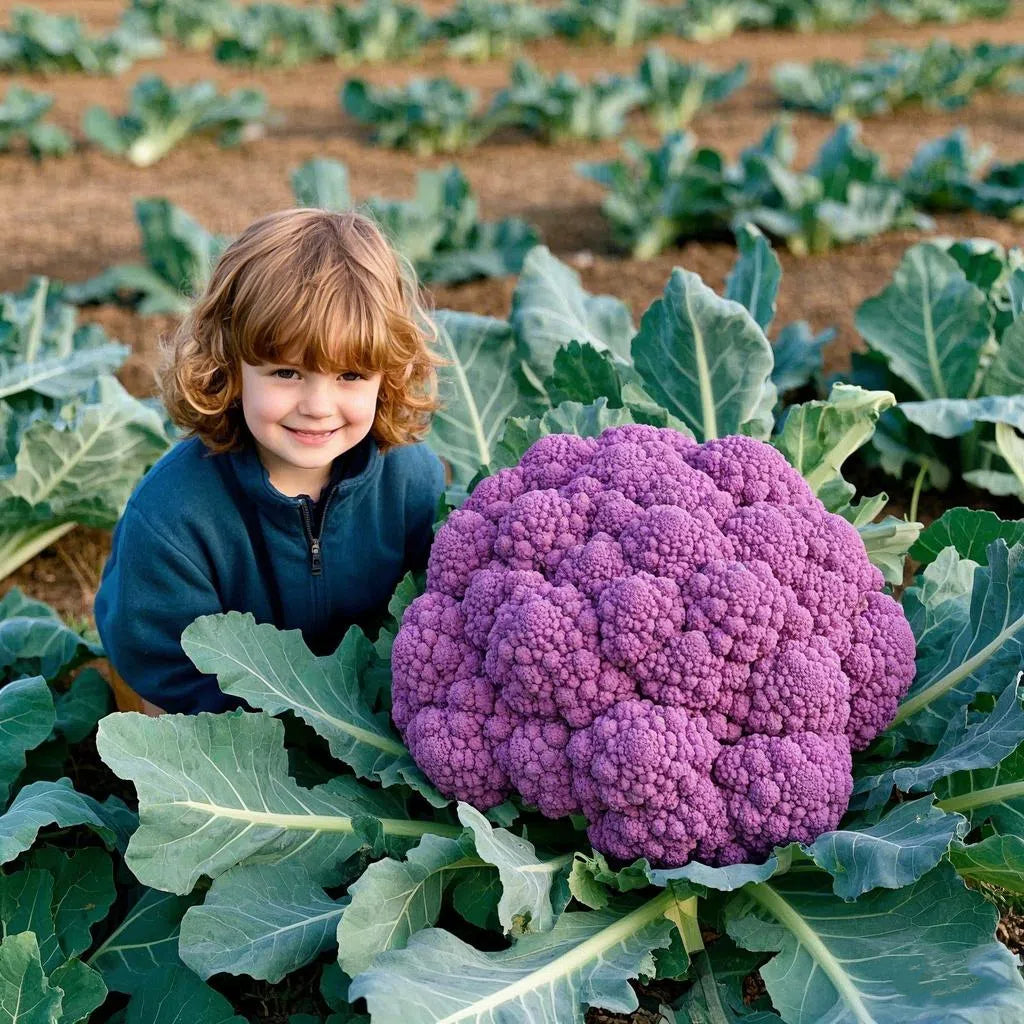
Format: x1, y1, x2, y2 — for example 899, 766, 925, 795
272, 368, 300, 380
339, 371, 363, 382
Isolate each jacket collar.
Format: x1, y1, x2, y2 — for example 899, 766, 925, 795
224, 432, 384, 520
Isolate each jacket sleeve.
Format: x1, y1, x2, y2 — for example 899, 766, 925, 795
403, 445, 446, 574
94, 506, 236, 714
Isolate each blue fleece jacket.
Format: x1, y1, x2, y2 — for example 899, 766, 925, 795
94, 433, 444, 714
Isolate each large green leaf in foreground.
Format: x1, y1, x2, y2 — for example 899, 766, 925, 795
349, 891, 678, 1024
180, 613, 441, 803
96, 711, 434, 894
179, 863, 345, 983
726, 864, 1024, 1024
632, 269, 776, 441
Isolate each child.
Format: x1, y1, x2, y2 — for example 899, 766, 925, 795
94, 208, 446, 715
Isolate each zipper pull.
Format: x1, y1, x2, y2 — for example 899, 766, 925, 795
310, 538, 322, 576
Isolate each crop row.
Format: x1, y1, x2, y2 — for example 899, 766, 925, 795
6, 37, 1023, 165
0, 0, 1015, 76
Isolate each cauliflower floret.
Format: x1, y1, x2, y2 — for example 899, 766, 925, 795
553, 533, 628, 599
461, 467, 525, 523
391, 593, 479, 731
588, 779, 733, 866
517, 433, 598, 490
568, 700, 731, 866
842, 591, 916, 750
596, 572, 683, 669
493, 489, 591, 575
567, 699, 720, 815
714, 732, 853, 858
681, 434, 817, 509
485, 581, 605, 726
405, 706, 510, 809
681, 559, 789, 663
741, 637, 851, 736
497, 719, 578, 818
620, 506, 735, 583
427, 509, 498, 599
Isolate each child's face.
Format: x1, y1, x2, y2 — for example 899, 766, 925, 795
239, 360, 382, 499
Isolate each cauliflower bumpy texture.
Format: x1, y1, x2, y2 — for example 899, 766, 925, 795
391, 427, 916, 867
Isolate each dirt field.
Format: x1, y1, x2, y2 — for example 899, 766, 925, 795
2, 3, 1023, 616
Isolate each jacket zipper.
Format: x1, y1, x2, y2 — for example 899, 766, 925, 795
299, 490, 335, 576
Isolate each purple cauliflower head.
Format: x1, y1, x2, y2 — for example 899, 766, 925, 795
391, 427, 916, 868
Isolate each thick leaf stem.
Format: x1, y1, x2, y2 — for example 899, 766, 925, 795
0, 521, 78, 582
937, 781, 1024, 816
746, 883, 876, 1024
179, 801, 465, 840
908, 461, 928, 527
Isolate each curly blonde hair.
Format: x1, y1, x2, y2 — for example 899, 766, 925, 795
158, 207, 443, 454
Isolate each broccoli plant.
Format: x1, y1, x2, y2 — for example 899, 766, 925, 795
0, 6, 163, 74
341, 77, 487, 154
332, 0, 427, 64
581, 120, 930, 258
432, 0, 552, 61
213, 3, 337, 67
549, 0, 673, 48
65, 198, 229, 315
0, 85, 71, 159
636, 47, 748, 133
773, 39, 1024, 118
485, 58, 647, 143
82, 75, 269, 167
291, 158, 540, 284
900, 129, 1024, 219
123, 0, 237, 49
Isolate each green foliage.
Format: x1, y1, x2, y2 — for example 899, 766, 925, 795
294, 159, 539, 285
0, 6, 163, 74
213, 3, 337, 67
65, 199, 229, 315
581, 120, 933, 258
332, 0, 427, 64
637, 47, 748, 133
125, 0, 237, 49
432, 0, 551, 61
0, 279, 168, 581
549, 0, 674, 47
342, 51, 749, 152
485, 58, 647, 143
342, 77, 483, 155
0, 86, 71, 159
773, 39, 1024, 118
852, 240, 1024, 497
901, 129, 1024, 218
82, 75, 269, 167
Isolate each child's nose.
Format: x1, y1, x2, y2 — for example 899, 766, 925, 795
298, 381, 335, 417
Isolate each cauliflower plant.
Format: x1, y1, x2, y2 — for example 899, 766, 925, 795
391, 426, 916, 867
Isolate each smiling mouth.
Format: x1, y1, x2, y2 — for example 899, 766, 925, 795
285, 426, 339, 436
